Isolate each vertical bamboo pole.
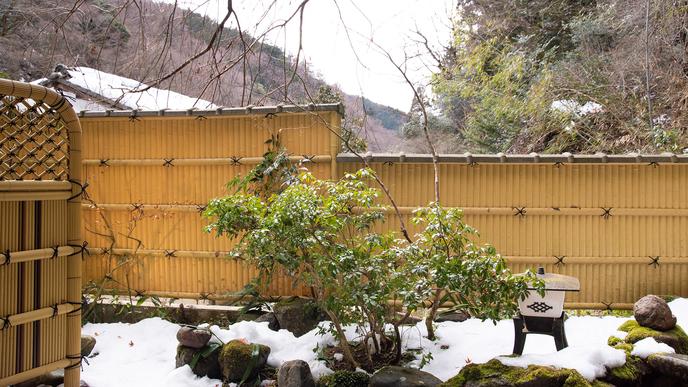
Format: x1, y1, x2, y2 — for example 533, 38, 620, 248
63, 95, 84, 387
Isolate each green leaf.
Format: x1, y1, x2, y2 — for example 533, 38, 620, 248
239, 343, 261, 386
189, 342, 220, 369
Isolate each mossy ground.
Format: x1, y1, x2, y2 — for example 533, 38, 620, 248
316, 370, 370, 387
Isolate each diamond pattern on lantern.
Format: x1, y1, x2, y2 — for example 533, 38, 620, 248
527, 302, 553, 314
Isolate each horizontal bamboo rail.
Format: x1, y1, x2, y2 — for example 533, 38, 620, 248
86, 248, 231, 259
82, 155, 331, 167
0, 303, 78, 330
83, 204, 688, 217
339, 152, 688, 164
84, 289, 286, 303
0, 181, 72, 191
0, 359, 71, 387
358, 206, 688, 217
0, 191, 72, 201
0, 246, 76, 265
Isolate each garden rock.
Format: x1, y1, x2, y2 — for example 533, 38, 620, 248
218, 339, 271, 383
176, 326, 211, 348
255, 312, 280, 331
648, 353, 688, 382
634, 295, 677, 331
277, 359, 315, 387
370, 366, 443, 387
273, 297, 326, 337
439, 359, 591, 387
81, 334, 96, 357
56, 381, 89, 387
436, 311, 470, 323
175, 343, 222, 379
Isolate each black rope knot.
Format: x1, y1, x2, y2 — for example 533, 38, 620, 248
164, 250, 177, 259
66, 355, 89, 371
163, 159, 174, 167
51, 246, 59, 259
648, 256, 660, 268
67, 180, 89, 201
67, 241, 90, 260
1, 249, 10, 265
0, 315, 11, 330
302, 155, 315, 163
514, 207, 527, 218
50, 304, 59, 318
197, 205, 207, 214
601, 207, 612, 219
554, 255, 566, 267
230, 156, 243, 166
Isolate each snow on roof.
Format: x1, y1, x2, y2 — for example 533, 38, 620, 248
35, 66, 217, 111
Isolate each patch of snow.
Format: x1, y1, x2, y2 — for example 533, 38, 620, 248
32, 66, 217, 111
551, 100, 603, 117
631, 337, 675, 359
498, 344, 626, 382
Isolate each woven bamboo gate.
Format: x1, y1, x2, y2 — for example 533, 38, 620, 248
78, 105, 342, 301
0, 80, 83, 387
78, 105, 688, 310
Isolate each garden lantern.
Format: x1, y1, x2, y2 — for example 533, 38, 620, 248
513, 267, 580, 355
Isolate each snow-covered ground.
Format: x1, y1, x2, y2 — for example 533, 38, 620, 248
79, 299, 688, 387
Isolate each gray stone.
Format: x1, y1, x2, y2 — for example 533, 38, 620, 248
219, 339, 271, 382
277, 360, 315, 387
369, 366, 443, 387
273, 297, 326, 337
649, 353, 688, 382
634, 295, 677, 331
55, 381, 89, 387
255, 312, 280, 331
81, 334, 96, 357
175, 343, 222, 379
176, 326, 212, 348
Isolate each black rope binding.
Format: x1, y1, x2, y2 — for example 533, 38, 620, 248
469, 161, 479, 167
514, 207, 527, 218
648, 162, 659, 168
230, 156, 243, 166
265, 112, 277, 119
554, 162, 564, 168
99, 159, 110, 167
66, 355, 89, 371
163, 159, 174, 167
67, 241, 90, 261
1, 249, 10, 265
601, 207, 612, 220
302, 155, 315, 163
67, 179, 90, 201
195, 115, 207, 121
648, 256, 660, 268
196, 205, 207, 214
135, 290, 146, 298
51, 304, 59, 318
164, 250, 177, 259
554, 255, 566, 267
383, 161, 395, 167
602, 302, 613, 312
0, 316, 11, 330
51, 246, 59, 259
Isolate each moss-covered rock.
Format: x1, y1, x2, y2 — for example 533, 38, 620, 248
617, 320, 688, 355
601, 352, 651, 387
439, 359, 593, 387
218, 339, 270, 383
316, 370, 370, 387
175, 343, 222, 379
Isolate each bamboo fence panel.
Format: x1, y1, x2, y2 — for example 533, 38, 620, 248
79, 108, 342, 299
0, 79, 83, 387
339, 160, 688, 309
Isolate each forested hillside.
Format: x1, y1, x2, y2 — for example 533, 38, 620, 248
0, 0, 405, 150
399, 0, 688, 154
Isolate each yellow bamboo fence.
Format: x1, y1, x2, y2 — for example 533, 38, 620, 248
78, 103, 688, 311
78, 104, 343, 301
338, 152, 688, 310
0, 80, 83, 386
